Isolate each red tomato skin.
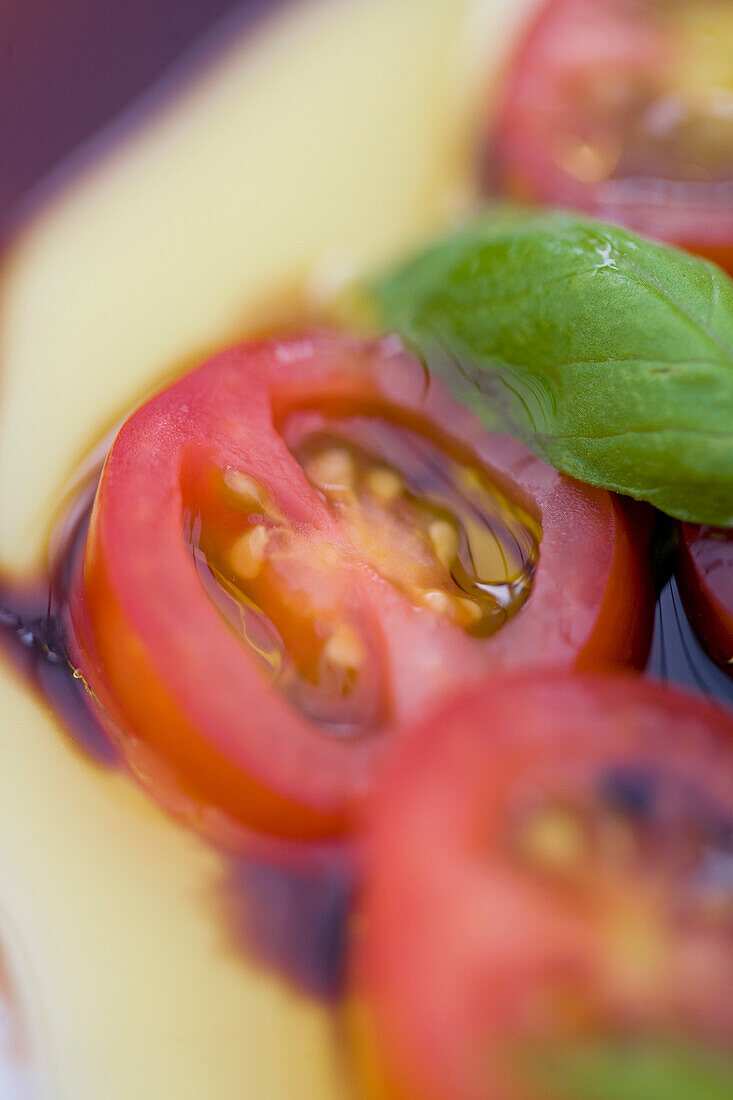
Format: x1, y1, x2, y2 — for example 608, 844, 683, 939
490, 0, 733, 272
678, 524, 733, 675
575, 496, 653, 672
66, 332, 653, 839
355, 672, 733, 1100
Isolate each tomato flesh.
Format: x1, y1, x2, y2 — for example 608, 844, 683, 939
491, 0, 733, 270
678, 524, 733, 675
67, 332, 652, 838
355, 672, 733, 1100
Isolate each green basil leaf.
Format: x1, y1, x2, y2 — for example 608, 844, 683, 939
366, 209, 733, 525
521, 1038, 733, 1100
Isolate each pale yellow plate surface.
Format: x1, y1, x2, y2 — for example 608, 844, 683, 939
0, 1, 537, 1096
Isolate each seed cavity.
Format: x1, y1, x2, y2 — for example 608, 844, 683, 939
428, 519, 459, 570
419, 589, 455, 617
520, 806, 587, 871
322, 624, 365, 673
366, 467, 403, 504
457, 597, 483, 625
223, 468, 267, 506
191, 412, 542, 734
305, 448, 355, 492
229, 524, 269, 580
289, 418, 540, 638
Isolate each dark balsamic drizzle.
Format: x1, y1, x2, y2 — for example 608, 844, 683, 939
0, 472, 118, 765
0, 466, 354, 998
646, 578, 733, 709
221, 852, 355, 999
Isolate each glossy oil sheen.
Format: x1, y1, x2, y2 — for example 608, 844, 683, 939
287, 415, 540, 635
186, 414, 540, 732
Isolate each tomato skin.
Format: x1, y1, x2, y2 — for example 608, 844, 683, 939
354, 672, 733, 1100
574, 496, 653, 672
490, 0, 733, 271
678, 524, 733, 675
66, 332, 653, 839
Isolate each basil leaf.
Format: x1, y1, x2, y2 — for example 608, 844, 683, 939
366, 209, 733, 525
521, 1038, 733, 1100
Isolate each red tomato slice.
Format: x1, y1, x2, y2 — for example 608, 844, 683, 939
678, 524, 733, 675
66, 332, 652, 838
355, 671, 733, 1100
490, 0, 733, 271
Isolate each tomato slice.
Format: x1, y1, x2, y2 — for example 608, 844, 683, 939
354, 671, 733, 1100
678, 524, 733, 676
66, 331, 652, 838
490, 0, 733, 271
